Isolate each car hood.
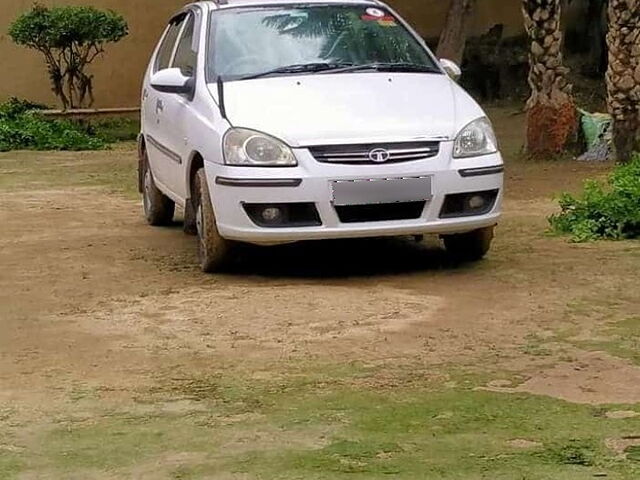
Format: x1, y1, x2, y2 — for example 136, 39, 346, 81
210, 73, 481, 147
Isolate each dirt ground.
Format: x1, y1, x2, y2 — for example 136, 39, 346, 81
1, 109, 640, 478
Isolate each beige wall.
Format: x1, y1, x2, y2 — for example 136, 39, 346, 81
0, 0, 186, 108
0, 0, 524, 108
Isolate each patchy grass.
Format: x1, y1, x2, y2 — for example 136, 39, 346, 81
570, 317, 640, 366
91, 117, 139, 143
520, 333, 554, 358
5, 368, 640, 479
0, 148, 138, 198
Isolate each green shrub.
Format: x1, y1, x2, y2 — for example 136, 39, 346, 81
0, 98, 105, 151
9, 4, 128, 109
0, 97, 47, 118
549, 156, 640, 242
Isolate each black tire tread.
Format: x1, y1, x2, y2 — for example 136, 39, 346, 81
443, 226, 494, 262
143, 161, 175, 226
195, 168, 232, 272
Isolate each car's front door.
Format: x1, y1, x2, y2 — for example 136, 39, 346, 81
144, 13, 187, 200
156, 10, 200, 201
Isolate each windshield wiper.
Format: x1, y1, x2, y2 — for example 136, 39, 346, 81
238, 62, 355, 80
322, 62, 441, 74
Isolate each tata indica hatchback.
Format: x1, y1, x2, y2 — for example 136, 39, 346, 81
139, 0, 504, 272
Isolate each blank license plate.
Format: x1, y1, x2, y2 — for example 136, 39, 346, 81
331, 177, 432, 206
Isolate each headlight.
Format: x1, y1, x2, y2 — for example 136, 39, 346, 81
223, 128, 296, 166
453, 117, 498, 158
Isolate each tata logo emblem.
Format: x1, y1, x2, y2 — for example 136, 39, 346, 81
368, 148, 391, 163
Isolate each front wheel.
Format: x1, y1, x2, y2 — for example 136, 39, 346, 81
442, 226, 495, 262
194, 168, 233, 273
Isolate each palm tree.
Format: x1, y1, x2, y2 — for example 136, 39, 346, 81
605, 0, 640, 162
521, 0, 577, 155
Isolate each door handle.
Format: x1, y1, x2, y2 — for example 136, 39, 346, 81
155, 99, 164, 114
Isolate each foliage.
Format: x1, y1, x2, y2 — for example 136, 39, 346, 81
8, 4, 128, 109
90, 117, 139, 143
537, 439, 596, 466
549, 156, 640, 242
0, 98, 105, 151
0, 97, 47, 118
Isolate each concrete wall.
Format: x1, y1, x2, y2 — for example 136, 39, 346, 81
0, 0, 525, 108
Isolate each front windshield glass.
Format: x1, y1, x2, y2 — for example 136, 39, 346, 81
208, 5, 439, 80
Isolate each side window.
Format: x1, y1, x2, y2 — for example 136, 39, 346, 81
155, 16, 186, 72
172, 13, 197, 77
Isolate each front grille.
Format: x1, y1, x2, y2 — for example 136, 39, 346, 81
310, 142, 440, 165
335, 201, 426, 223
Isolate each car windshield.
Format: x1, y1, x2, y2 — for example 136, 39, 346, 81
208, 5, 440, 81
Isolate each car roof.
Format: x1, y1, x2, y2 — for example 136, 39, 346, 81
195, 0, 382, 10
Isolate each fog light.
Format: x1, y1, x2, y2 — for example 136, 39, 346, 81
261, 207, 283, 223
440, 189, 499, 219
244, 203, 322, 228
468, 195, 486, 210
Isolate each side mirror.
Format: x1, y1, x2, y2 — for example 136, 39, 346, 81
150, 68, 194, 94
439, 58, 462, 81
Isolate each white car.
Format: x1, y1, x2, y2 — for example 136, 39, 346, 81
139, 0, 504, 272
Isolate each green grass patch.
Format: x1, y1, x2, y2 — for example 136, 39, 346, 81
0, 452, 23, 480
45, 415, 211, 472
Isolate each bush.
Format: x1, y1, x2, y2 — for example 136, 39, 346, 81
0, 98, 105, 151
549, 156, 640, 242
0, 97, 47, 118
9, 4, 128, 109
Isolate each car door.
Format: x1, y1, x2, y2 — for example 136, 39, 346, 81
159, 10, 200, 200
143, 13, 187, 199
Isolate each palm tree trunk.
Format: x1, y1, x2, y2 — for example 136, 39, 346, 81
436, 0, 475, 65
606, 0, 640, 163
522, 0, 577, 155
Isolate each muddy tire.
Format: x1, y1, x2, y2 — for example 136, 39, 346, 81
443, 226, 494, 262
183, 197, 197, 236
142, 161, 175, 226
194, 168, 233, 273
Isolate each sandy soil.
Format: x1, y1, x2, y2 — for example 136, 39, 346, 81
1, 147, 639, 444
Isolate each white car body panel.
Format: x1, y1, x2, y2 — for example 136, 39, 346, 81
141, 0, 504, 246
215, 73, 473, 146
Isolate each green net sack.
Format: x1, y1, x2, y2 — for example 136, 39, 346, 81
578, 109, 613, 162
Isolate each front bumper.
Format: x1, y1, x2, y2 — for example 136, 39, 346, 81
206, 142, 503, 245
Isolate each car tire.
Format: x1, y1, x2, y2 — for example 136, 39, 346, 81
142, 159, 175, 226
443, 226, 494, 262
183, 197, 197, 236
194, 168, 233, 273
